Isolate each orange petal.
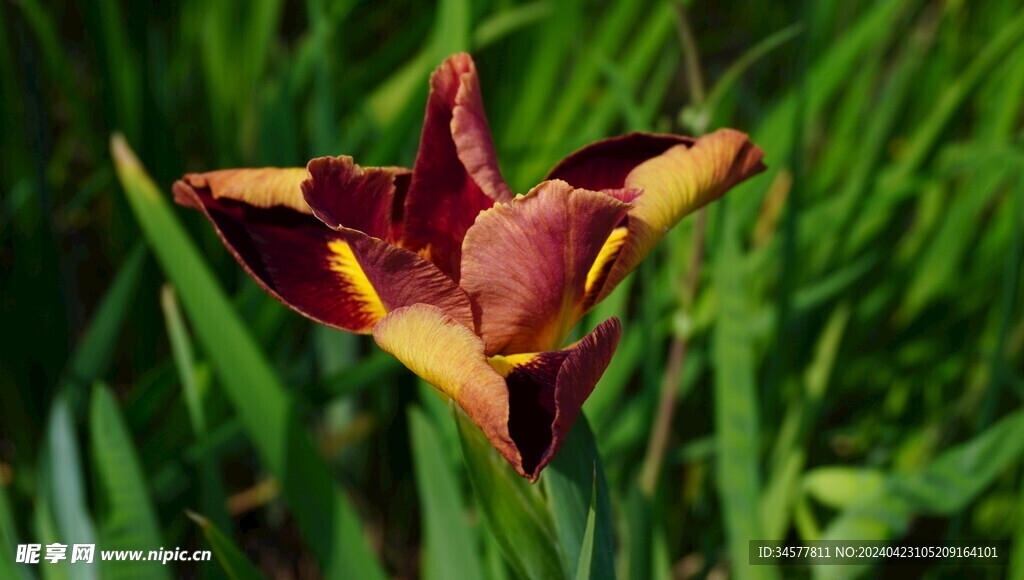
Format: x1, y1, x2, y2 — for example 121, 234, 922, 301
173, 167, 311, 213
460, 180, 630, 355
174, 173, 472, 333
548, 130, 765, 303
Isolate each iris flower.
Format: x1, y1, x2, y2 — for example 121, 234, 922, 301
173, 54, 764, 480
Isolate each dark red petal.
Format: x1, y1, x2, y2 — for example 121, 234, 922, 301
402, 53, 512, 279
174, 174, 472, 333
497, 317, 621, 480
546, 133, 695, 191
302, 156, 408, 241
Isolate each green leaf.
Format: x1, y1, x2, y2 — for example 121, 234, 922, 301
573, 473, 597, 580
160, 285, 231, 536
473, 2, 553, 49
65, 244, 147, 391
543, 417, 615, 580
892, 407, 1024, 514
803, 468, 886, 510
34, 493, 71, 580
409, 407, 484, 580
814, 408, 1024, 579
188, 512, 268, 580
89, 383, 170, 580
454, 406, 563, 580
111, 136, 385, 580
41, 395, 98, 580
712, 201, 777, 580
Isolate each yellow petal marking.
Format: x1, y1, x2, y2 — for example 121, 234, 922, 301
487, 352, 540, 377
326, 239, 388, 321
584, 226, 628, 298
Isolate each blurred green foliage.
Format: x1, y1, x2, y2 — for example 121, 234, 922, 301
1, 0, 1023, 578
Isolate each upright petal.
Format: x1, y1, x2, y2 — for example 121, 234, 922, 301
373, 304, 620, 481
402, 53, 513, 279
460, 180, 631, 355
548, 129, 765, 303
174, 170, 473, 333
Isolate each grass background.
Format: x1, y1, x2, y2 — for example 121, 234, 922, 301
2, 0, 1024, 578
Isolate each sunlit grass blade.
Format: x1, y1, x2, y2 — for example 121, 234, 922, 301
893, 407, 1024, 514
696, 23, 802, 130
111, 135, 385, 580
160, 285, 231, 535
573, 473, 597, 580
33, 493, 71, 580
883, 9, 1024, 188
812, 407, 1024, 578
543, 417, 615, 580
454, 406, 563, 580
712, 201, 776, 580
90, 383, 170, 580
734, 0, 918, 225
474, 2, 553, 49
760, 304, 850, 539
187, 511, 267, 580
409, 407, 484, 580
802, 467, 886, 510
41, 395, 98, 580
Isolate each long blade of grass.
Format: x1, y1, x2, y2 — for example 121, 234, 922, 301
187, 511, 268, 580
90, 383, 170, 580
408, 407, 484, 580
573, 472, 598, 580
712, 200, 776, 580
41, 395, 98, 580
543, 417, 615, 580
64, 244, 147, 392
111, 135, 385, 580
160, 285, 231, 536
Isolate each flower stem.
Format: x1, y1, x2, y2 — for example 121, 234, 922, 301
638, 0, 708, 498
639, 208, 707, 496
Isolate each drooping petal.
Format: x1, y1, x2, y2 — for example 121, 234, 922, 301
301, 155, 409, 241
402, 53, 513, 279
173, 167, 312, 213
174, 171, 473, 333
548, 129, 765, 303
373, 304, 620, 481
489, 316, 620, 479
460, 180, 631, 355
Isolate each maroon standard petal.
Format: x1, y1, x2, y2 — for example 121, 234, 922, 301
402, 53, 513, 280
